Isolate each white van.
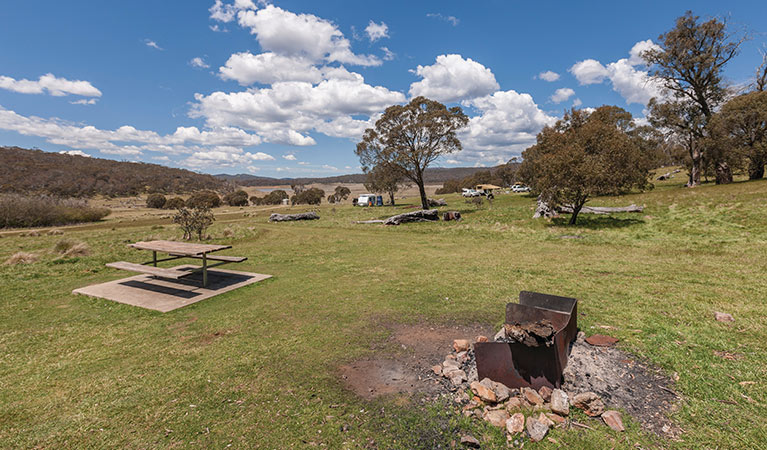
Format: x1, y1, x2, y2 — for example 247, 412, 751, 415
356, 194, 376, 206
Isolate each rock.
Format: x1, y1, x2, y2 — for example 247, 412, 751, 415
453, 339, 471, 352
550, 389, 569, 416
538, 386, 553, 402
506, 397, 528, 411
546, 413, 566, 425
456, 351, 469, 364
482, 409, 510, 427
714, 311, 735, 322
470, 381, 497, 403
431, 365, 443, 376
522, 387, 544, 406
476, 335, 488, 343
525, 417, 549, 442
585, 334, 619, 347
467, 366, 478, 383
572, 392, 605, 417
480, 378, 510, 402
537, 412, 555, 427
506, 413, 525, 434
448, 370, 467, 386
443, 359, 460, 371
454, 390, 470, 404
460, 434, 480, 448
494, 327, 507, 341
602, 410, 625, 432
576, 331, 586, 343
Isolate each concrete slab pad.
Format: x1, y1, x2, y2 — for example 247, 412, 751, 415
73, 264, 272, 312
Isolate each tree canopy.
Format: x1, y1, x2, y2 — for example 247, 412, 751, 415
643, 11, 745, 186
519, 106, 652, 225
710, 90, 767, 180
363, 162, 407, 205
356, 97, 469, 210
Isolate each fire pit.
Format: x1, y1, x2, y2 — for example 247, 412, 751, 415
475, 291, 577, 390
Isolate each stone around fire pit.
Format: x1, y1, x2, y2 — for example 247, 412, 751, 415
503, 320, 556, 347
572, 392, 606, 417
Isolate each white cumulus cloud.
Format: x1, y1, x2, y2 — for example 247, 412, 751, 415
550, 87, 575, 103
569, 40, 666, 106
457, 90, 557, 163
409, 54, 499, 103
0, 73, 101, 97
219, 52, 322, 85
537, 70, 560, 82
236, 5, 380, 66
282, 154, 296, 160
365, 21, 389, 42
190, 57, 210, 69
59, 150, 91, 157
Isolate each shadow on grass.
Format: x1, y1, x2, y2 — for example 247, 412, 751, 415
549, 215, 645, 229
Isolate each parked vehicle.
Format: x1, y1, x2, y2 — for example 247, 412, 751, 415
355, 194, 376, 206
462, 188, 480, 197
511, 184, 530, 193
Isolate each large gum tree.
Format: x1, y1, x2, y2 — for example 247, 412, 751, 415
355, 97, 469, 210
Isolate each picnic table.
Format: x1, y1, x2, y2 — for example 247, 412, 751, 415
106, 240, 247, 287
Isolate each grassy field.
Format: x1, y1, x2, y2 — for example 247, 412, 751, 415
1, 175, 766, 449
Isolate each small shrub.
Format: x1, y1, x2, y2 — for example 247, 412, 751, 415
173, 207, 215, 240
62, 242, 90, 258
4, 252, 38, 265
249, 196, 263, 206
164, 197, 186, 209
186, 191, 221, 209
47, 229, 64, 236
291, 187, 325, 205
146, 193, 167, 209
223, 190, 249, 206
54, 239, 77, 254
262, 190, 289, 205
222, 228, 234, 237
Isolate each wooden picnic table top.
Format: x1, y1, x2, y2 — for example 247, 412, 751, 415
129, 240, 232, 256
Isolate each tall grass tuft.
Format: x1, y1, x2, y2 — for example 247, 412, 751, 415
0, 194, 110, 228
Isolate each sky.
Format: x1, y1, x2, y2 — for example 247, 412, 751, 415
1, 1, 766, 177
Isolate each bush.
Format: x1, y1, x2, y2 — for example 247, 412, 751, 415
4, 252, 38, 265
173, 207, 215, 240
164, 197, 186, 209
291, 187, 325, 205
0, 194, 110, 228
186, 191, 221, 209
262, 190, 289, 205
146, 193, 167, 209
223, 190, 249, 206
249, 196, 263, 206
54, 240, 90, 257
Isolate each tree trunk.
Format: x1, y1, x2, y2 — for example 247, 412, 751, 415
715, 161, 733, 184
388, 190, 396, 206
558, 204, 643, 214
748, 156, 766, 180
416, 177, 428, 210
568, 203, 583, 225
688, 147, 702, 187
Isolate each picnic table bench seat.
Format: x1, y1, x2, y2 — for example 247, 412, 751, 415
167, 253, 247, 263
106, 261, 191, 279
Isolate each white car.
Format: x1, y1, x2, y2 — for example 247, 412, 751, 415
511, 184, 530, 193
355, 194, 376, 206
462, 188, 481, 197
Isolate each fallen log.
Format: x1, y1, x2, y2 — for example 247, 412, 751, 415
427, 198, 447, 207
558, 204, 644, 214
533, 195, 558, 219
354, 219, 386, 224
442, 211, 462, 221
269, 211, 320, 222
384, 209, 439, 225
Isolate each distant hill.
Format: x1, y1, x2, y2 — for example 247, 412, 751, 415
216, 166, 495, 186
0, 146, 223, 197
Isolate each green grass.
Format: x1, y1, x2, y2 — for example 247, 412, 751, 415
1, 177, 766, 448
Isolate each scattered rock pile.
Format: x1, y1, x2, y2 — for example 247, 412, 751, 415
430, 331, 678, 444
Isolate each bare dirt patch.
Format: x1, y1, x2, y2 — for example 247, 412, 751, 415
339, 323, 494, 400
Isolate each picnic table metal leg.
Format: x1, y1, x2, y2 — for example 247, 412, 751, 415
202, 253, 207, 288
152, 251, 157, 267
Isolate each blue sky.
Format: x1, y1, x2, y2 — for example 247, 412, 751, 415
1, 1, 765, 177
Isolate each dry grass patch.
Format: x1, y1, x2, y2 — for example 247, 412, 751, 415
4, 252, 38, 265
53, 239, 91, 257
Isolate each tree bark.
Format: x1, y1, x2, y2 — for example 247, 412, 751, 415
748, 156, 766, 180
388, 190, 396, 206
715, 161, 733, 184
558, 204, 644, 214
383, 209, 439, 225
416, 179, 428, 210
688, 146, 702, 187
269, 212, 320, 222
568, 203, 583, 225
